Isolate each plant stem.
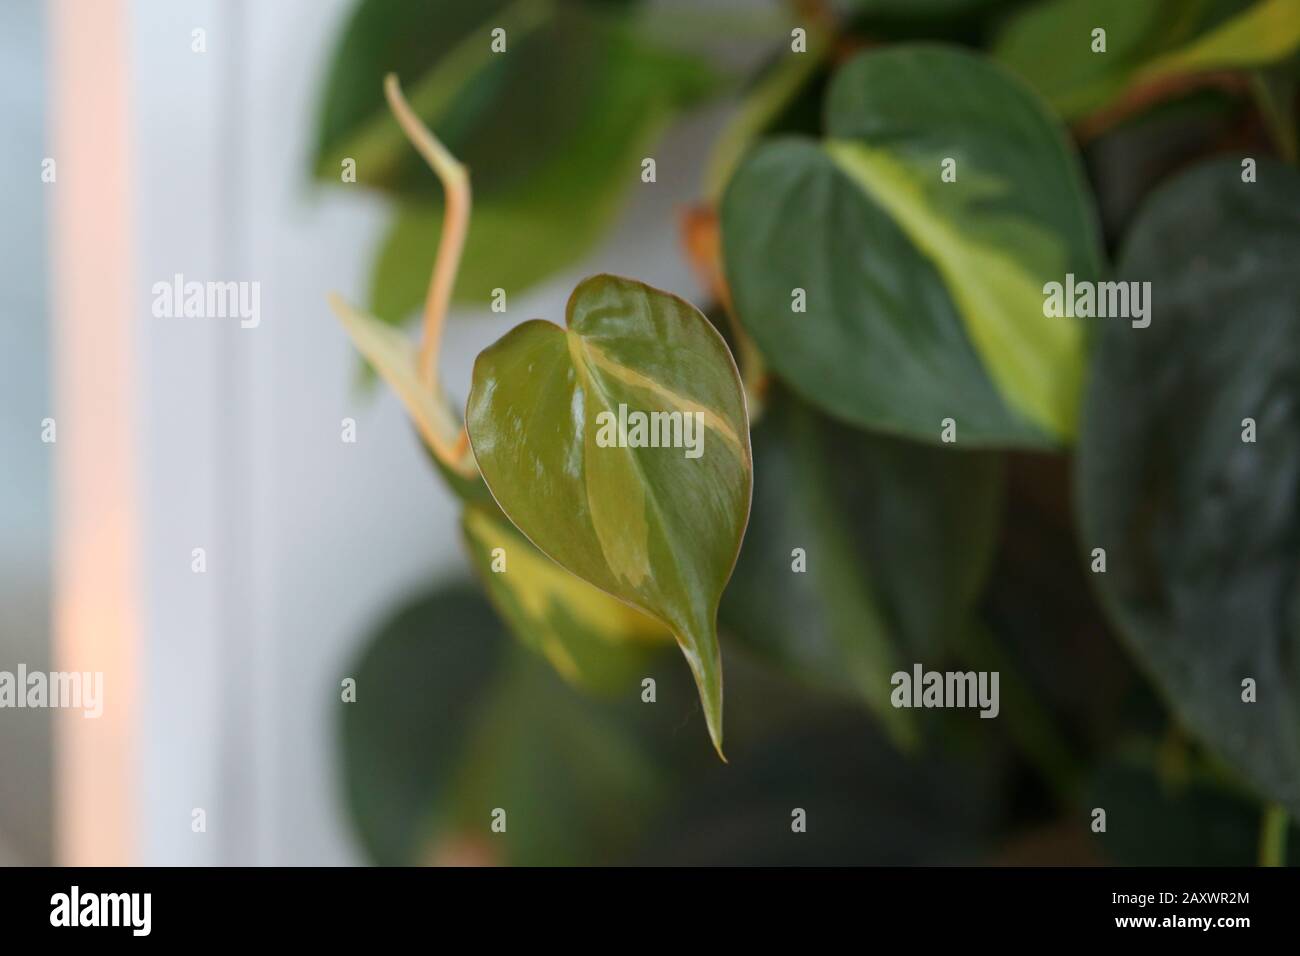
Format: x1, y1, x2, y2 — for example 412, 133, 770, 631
382, 74, 476, 477
1259, 803, 1289, 866
384, 74, 471, 390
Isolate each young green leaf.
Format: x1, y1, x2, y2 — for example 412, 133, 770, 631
1079, 158, 1300, 817
722, 46, 1103, 448
331, 288, 678, 696
465, 274, 753, 757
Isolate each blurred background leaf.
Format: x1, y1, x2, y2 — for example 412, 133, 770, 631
721, 390, 1003, 747
995, 0, 1300, 125
342, 582, 1005, 865
341, 582, 677, 866
723, 46, 1101, 447
340, 583, 506, 865
315, 0, 721, 320
1079, 157, 1300, 817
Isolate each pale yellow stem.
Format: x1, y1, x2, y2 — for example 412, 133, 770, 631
383, 73, 472, 391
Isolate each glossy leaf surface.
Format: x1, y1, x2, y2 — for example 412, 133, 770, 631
462, 500, 669, 693
466, 275, 752, 755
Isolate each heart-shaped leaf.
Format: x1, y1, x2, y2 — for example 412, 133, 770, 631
462, 500, 670, 693
1078, 157, 1300, 816
329, 295, 677, 693
722, 45, 1103, 448
466, 274, 753, 756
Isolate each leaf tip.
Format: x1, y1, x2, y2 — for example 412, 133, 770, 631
703, 683, 725, 762
705, 713, 726, 762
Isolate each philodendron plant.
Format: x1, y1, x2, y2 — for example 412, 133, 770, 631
330, 78, 752, 756
320, 0, 1300, 866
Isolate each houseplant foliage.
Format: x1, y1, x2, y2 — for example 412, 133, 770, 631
316, 0, 1300, 865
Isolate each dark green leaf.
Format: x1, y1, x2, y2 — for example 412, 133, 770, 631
723, 46, 1102, 448
435, 644, 666, 865
339, 583, 505, 865
1078, 157, 1300, 815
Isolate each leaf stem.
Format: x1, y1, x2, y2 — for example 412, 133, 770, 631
384, 74, 471, 390
374, 73, 478, 478
1259, 803, 1289, 867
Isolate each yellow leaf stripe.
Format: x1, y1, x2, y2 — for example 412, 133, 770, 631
574, 336, 748, 458
826, 141, 1084, 440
